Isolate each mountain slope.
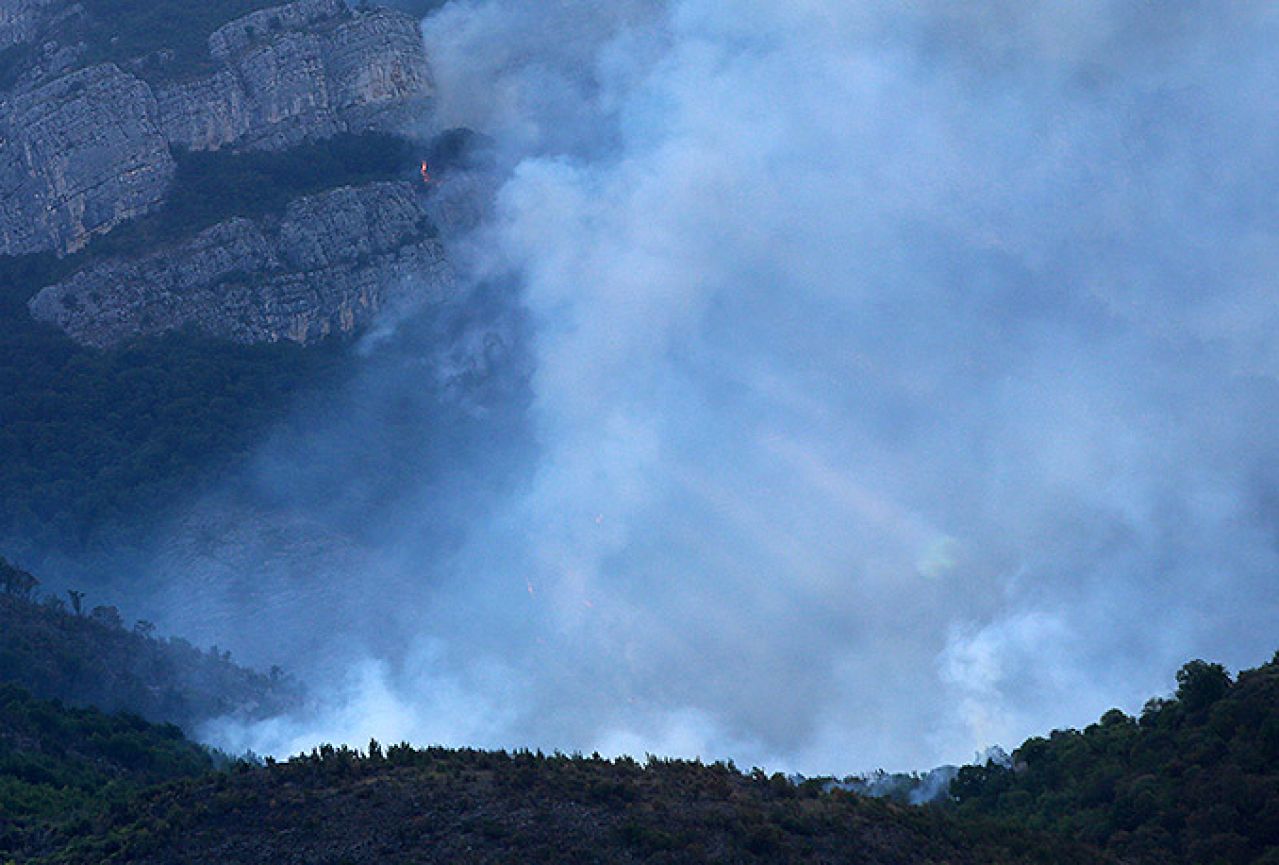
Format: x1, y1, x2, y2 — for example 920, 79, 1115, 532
950, 655, 1279, 864
0, 0, 496, 552
0, 567, 300, 731
35, 748, 1110, 865
0, 0, 432, 258
0, 685, 218, 861
0, 0, 456, 353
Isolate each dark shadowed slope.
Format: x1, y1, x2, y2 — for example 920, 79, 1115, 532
0, 563, 300, 731
37, 747, 1110, 865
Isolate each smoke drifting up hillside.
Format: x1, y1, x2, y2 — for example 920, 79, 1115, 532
192, 1, 1279, 773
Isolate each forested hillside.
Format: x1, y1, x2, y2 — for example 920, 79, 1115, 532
0, 132, 417, 554
950, 655, 1279, 864
4, 631, 1279, 864
0, 686, 219, 862
0, 125, 494, 556
0, 560, 300, 730
31, 747, 1109, 865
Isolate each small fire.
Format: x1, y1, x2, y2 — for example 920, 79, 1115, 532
420, 161, 431, 185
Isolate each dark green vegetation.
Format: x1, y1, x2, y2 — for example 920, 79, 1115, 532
0, 562, 299, 730
29, 747, 1106, 865
0, 132, 430, 553
951, 655, 1279, 865
0, 323, 344, 554
4, 647, 1279, 864
0, 685, 217, 862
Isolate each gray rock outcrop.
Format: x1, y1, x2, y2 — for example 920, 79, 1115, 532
28, 181, 453, 346
0, 0, 432, 256
0, 63, 175, 255
156, 0, 432, 152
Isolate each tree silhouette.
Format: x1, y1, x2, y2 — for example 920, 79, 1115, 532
1175, 659, 1232, 713
0, 557, 38, 598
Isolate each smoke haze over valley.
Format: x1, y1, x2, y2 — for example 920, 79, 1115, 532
43, 0, 1279, 777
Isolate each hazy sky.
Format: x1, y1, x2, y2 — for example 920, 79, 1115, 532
194, 0, 1279, 774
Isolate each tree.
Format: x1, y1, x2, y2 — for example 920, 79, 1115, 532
0, 557, 38, 598
90, 605, 123, 629
1176, 660, 1232, 713
67, 590, 85, 615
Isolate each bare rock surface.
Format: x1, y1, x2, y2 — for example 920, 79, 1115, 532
28, 181, 453, 346
0, 63, 175, 255
0, 0, 432, 256
158, 0, 432, 152
0, 0, 58, 48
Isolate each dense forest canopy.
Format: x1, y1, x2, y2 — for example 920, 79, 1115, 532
950, 654, 1279, 865
7, 735, 1110, 865
0, 684, 218, 860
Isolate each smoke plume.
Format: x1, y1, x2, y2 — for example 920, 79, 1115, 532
155, 1, 1279, 774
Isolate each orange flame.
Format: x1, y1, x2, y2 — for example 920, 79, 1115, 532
420, 161, 431, 185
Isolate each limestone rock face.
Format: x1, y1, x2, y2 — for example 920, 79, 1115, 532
28, 182, 453, 347
0, 64, 175, 255
4, 0, 446, 347
0, 0, 432, 255
156, 0, 431, 152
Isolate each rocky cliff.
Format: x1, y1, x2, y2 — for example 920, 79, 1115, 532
0, 0, 432, 257
156, 0, 431, 152
0, 0, 455, 347
0, 64, 176, 255
28, 181, 452, 346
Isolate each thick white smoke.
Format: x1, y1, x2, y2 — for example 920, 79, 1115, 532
202, 0, 1279, 774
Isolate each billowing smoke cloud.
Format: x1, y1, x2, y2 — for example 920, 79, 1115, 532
170, 0, 1279, 774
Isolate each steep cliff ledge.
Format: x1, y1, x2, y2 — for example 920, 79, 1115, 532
0, 0, 432, 256
28, 181, 453, 346
0, 63, 176, 255
157, 0, 432, 152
